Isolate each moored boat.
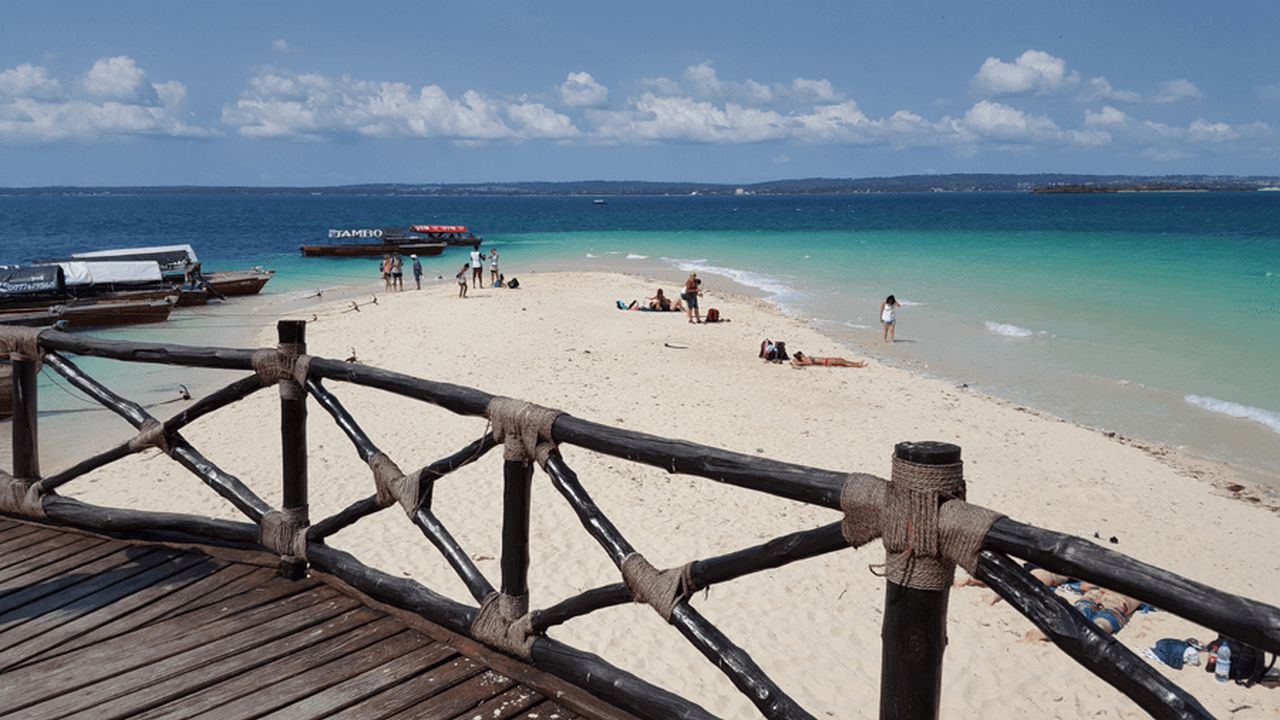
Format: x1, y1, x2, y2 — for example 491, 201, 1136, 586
407, 225, 484, 246
203, 268, 274, 296
302, 228, 446, 257
0, 295, 177, 329
0, 363, 9, 417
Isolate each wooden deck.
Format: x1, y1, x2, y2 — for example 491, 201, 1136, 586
0, 517, 621, 720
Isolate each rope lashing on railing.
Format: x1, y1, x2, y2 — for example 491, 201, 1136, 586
259, 505, 309, 562
367, 452, 425, 515
0, 469, 45, 518
841, 458, 1004, 590
621, 553, 695, 622
486, 397, 562, 464
471, 591, 536, 659
250, 342, 313, 400
0, 327, 44, 370
126, 418, 172, 456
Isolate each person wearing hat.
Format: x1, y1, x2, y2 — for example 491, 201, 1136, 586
411, 254, 423, 290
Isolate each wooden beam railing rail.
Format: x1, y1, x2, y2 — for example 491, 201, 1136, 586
2, 324, 1277, 720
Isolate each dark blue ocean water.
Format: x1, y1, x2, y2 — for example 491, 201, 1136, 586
2, 192, 1278, 471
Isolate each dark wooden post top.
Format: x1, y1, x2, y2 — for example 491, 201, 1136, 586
880, 440, 963, 720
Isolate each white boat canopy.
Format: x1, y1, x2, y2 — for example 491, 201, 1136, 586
57, 261, 163, 287
71, 245, 198, 276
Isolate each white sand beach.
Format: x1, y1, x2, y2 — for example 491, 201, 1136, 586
53, 271, 1280, 719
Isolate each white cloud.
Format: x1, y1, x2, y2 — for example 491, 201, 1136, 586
83, 56, 150, 102
0, 64, 62, 100
0, 57, 212, 144
272, 39, 291, 54
1084, 105, 1130, 126
1152, 78, 1202, 104
973, 50, 1076, 96
1079, 77, 1141, 103
224, 69, 579, 142
558, 71, 608, 108
961, 100, 1108, 147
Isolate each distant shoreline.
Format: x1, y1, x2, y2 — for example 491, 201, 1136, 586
3, 172, 1280, 196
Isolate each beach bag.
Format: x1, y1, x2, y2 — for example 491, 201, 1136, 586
706, 308, 720, 323
773, 341, 788, 361
507, 278, 520, 289
1208, 637, 1276, 686
759, 339, 774, 360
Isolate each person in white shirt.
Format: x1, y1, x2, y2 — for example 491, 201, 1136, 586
469, 245, 484, 289
880, 294, 900, 343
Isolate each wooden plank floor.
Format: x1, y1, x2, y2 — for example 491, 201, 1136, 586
0, 518, 595, 720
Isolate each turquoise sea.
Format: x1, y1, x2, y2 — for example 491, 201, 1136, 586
2, 192, 1278, 476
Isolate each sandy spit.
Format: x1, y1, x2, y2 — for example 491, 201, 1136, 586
57, 271, 1280, 719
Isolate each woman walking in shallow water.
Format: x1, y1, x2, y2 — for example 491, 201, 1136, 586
880, 294, 900, 343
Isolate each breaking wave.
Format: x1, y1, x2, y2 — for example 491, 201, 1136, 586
1184, 395, 1280, 434
984, 321, 1036, 338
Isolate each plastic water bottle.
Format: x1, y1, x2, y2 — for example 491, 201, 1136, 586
1215, 642, 1231, 683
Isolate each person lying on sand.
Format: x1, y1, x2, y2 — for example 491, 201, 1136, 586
791, 351, 866, 368
960, 565, 1150, 640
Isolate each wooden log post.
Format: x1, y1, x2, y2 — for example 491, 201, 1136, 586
879, 441, 963, 720
278, 320, 308, 580
501, 459, 534, 600
10, 355, 40, 481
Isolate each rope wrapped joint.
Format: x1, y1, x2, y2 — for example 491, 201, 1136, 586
0, 327, 45, 370
127, 418, 173, 456
0, 470, 46, 518
259, 505, 309, 562
470, 591, 535, 659
840, 457, 1003, 590
620, 553, 695, 622
367, 452, 424, 516
485, 397, 562, 465
250, 342, 313, 399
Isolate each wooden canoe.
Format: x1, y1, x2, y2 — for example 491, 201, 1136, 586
0, 295, 177, 329
0, 363, 9, 417
203, 269, 273, 296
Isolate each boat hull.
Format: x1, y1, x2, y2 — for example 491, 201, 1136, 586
203, 269, 273, 296
300, 242, 446, 257
0, 296, 177, 329
0, 364, 10, 417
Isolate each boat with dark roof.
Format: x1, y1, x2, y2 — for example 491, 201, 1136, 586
301, 228, 446, 257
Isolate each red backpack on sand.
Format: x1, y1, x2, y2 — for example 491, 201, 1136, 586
706, 308, 720, 323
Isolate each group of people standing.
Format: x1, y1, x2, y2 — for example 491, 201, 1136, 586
456, 245, 501, 298
381, 253, 423, 292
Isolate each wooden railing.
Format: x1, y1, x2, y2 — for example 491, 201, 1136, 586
1, 322, 1277, 720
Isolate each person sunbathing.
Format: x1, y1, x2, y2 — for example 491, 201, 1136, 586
790, 351, 867, 368
960, 566, 1149, 639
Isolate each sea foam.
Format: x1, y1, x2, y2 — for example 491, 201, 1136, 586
984, 321, 1035, 338
1185, 395, 1280, 434
626, 253, 648, 260
662, 257, 798, 300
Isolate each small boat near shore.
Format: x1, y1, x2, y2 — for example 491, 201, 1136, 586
203, 268, 274, 296
0, 295, 177, 329
0, 363, 9, 417
406, 225, 483, 247
302, 228, 446, 257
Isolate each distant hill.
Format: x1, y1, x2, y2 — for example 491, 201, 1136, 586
3, 174, 1279, 196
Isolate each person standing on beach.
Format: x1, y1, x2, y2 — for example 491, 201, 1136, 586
456, 264, 469, 298
411, 254, 423, 290
682, 272, 703, 324
391, 253, 404, 292
381, 255, 392, 291
488, 248, 500, 287
469, 244, 484, 289
880, 294, 900, 343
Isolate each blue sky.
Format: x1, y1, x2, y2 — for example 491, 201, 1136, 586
1, 1, 1277, 185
